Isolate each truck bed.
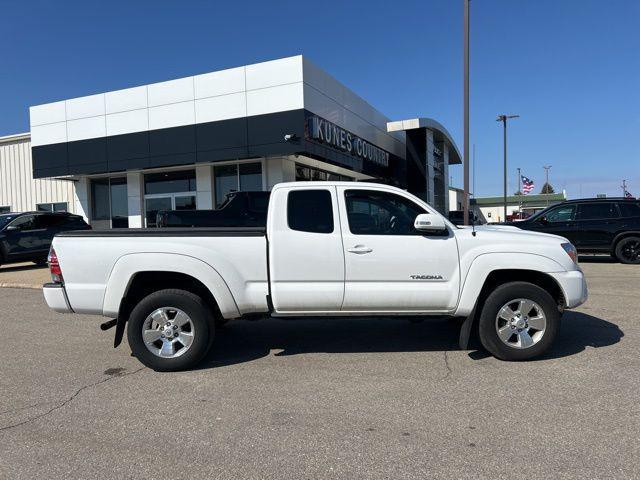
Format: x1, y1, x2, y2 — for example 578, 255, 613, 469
52, 228, 269, 318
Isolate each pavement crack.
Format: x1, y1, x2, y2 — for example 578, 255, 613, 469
0, 367, 144, 433
441, 350, 453, 381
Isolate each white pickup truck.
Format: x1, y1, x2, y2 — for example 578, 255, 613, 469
43, 182, 587, 371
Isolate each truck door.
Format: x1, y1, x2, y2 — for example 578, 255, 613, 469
337, 187, 460, 312
268, 186, 344, 313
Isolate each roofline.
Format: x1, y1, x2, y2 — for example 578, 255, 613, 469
386, 118, 462, 165
0, 132, 30, 144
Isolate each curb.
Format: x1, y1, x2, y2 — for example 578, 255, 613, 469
0, 283, 42, 290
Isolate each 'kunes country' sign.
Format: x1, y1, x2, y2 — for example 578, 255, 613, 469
306, 115, 390, 167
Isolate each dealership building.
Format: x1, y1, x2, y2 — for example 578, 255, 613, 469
26, 55, 460, 228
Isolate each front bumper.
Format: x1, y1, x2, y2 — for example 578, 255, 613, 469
43, 283, 73, 313
549, 270, 588, 309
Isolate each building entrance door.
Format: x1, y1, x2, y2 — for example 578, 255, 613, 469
145, 194, 196, 227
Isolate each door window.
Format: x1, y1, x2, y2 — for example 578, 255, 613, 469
34, 215, 66, 229
618, 202, 640, 218
577, 203, 618, 220
287, 190, 334, 234
345, 190, 426, 235
145, 197, 173, 227
543, 205, 576, 223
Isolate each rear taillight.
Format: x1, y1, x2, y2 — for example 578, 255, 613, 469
48, 247, 63, 283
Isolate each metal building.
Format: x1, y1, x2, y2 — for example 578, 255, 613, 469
0, 133, 76, 214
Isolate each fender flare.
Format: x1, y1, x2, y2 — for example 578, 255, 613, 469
455, 252, 565, 317
102, 252, 241, 320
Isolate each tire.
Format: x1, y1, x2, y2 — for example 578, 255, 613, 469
127, 289, 214, 371
614, 237, 640, 264
478, 282, 560, 361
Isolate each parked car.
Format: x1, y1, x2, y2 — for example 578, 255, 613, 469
156, 191, 270, 228
504, 198, 640, 264
0, 212, 90, 267
43, 181, 587, 371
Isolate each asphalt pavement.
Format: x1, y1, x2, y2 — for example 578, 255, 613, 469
0, 258, 638, 479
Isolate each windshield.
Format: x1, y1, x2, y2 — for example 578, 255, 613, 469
0, 215, 18, 230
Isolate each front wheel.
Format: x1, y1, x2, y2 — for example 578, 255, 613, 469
615, 237, 640, 264
127, 289, 214, 371
478, 282, 560, 361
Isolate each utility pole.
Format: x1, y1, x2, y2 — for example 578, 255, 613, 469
497, 114, 519, 222
543, 165, 552, 204
517, 167, 522, 218
463, 0, 471, 225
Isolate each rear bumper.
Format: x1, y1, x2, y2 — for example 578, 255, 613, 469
43, 283, 73, 313
549, 270, 588, 309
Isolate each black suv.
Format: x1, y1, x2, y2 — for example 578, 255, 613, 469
506, 198, 640, 264
0, 212, 90, 267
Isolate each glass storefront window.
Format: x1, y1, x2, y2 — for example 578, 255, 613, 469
36, 202, 68, 212
90, 177, 128, 228
214, 162, 263, 208
145, 170, 196, 195
295, 164, 353, 182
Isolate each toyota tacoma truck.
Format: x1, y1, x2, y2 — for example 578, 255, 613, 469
43, 182, 588, 371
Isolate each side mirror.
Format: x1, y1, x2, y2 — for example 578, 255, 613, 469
5, 225, 18, 232
414, 213, 447, 233
538, 216, 549, 225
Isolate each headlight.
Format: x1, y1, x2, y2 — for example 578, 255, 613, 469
561, 243, 578, 264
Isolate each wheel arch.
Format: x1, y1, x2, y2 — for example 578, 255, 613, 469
611, 231, 640, 255
103, 253, 240, 320
456, 252, 567, 317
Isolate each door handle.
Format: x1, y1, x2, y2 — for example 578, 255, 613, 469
347, 245, 373, 254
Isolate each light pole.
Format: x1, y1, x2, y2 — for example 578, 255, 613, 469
543, 165, 552, 204
497, 114, 519, 222
463, 0, 471, 225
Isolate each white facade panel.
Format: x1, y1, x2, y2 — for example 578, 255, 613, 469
105, 86, 148, 114
106, 109, 149, 136
148, 101, 195, 130
246, 83, 304, 117
0, 135, 76, 214
66, 116, 106, 142
31, 122, 67, 147
65, 94, 106, 120
147, 77, 195, 107
246, 56, 303, 91
195, 93, 246, 124
194, 67, 246, 99
29, 101, 66, 127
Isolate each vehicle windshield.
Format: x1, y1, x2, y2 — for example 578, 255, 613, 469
0, 214, 18, 230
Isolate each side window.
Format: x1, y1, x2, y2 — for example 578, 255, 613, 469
619, 202, 640, 218
544, 205, 576, 223
577, 203, 618, 220
345, 190, 427, 235
8, 215, 36, 231
287, 190, 334, 234
35, 215, 66, 229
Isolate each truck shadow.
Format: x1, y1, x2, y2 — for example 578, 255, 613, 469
197, 311, 622, 369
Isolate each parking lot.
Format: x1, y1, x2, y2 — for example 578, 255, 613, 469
0, 259, 637, 479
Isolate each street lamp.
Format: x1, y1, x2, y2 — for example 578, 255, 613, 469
463, 0, 471, 225
496, 114, 519, 222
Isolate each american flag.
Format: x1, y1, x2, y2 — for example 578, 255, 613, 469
521, 175, 535, 195
625, 191, 634, 198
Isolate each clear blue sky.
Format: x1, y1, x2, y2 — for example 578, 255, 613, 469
1, 0, 638, 198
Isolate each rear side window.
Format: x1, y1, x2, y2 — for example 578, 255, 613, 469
577, 203, 618, 220
619, 202, 640, 218
287, 190, 334, 233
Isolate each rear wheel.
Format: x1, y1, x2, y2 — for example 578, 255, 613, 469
614, 237, 640, 264
127, 289, 214, 371
478, 282, 560, 361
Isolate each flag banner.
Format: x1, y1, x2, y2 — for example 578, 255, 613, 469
625, 191, 634, 198
521, 175, 535, 194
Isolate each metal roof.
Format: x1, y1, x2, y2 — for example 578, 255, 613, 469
471, 193, 566, 206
